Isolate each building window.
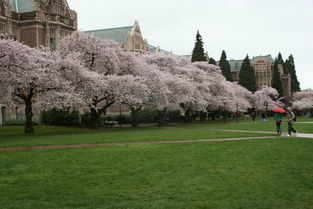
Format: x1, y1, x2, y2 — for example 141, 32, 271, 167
0, 3, 5, 16
50, 28, 56, 50
0, 24, 5, 32
52, 3, 65, 16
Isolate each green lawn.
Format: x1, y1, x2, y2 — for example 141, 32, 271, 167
0, 125, 273, 148
1, 118, 312, 148
0, 138, 312, 209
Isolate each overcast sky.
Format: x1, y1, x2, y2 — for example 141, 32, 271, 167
67, 0, 313, 90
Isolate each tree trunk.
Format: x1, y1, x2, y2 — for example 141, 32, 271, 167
184, 109, 192, 122
131, 107, 140, 127
210, 111, 216, 120
199, 111, 207, 121
157, 109, 166, 127
24, 98, 34, 134
90, 108, 101, 129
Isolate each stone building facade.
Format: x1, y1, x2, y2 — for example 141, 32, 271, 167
229, 55, 292, 96
0, 0, 77, 49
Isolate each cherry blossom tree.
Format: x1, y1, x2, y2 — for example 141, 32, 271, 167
292, 90, 313, 116
142, 53, 253, 121
57, 32, 135, 128
0, 40, 67, 133
113, 75, 150, 127
252, 86, 283, 111
222, 81, 253, 112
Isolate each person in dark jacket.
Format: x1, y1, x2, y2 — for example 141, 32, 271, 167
274, 112, 283, 135
286, 107, 297, 136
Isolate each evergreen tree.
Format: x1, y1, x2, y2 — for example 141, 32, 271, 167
272, 59, 283, 96
277, 52, 285, 73
208, 57, 216, 65
219, 50, 233, 81
239, 55, 256, 92
285, 55, 301, 91
191, 31, 206, 62
277, 52, 284, 64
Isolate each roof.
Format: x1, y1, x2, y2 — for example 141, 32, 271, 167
217, 55, 274, 71
9, 0, 35, 13
251, 55, 274, 63
85, 26, 171, 55
85, 26, 133, 44
148, 45, 171, 55
229, 59, 244, 71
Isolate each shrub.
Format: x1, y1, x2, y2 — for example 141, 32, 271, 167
137, 110, 158, 123
41, 109, 80, 126
166, 111, 184, 122
80, 112, 92, 127
80, 113, 131, 127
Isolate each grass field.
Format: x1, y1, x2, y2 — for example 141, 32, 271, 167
0, 125, 272, 148
0, 117, 312, 148
0, 119, 312, 209
1, 138, 312, 209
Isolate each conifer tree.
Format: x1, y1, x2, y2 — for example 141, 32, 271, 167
239, 55, 256, 92
277, 52, 285, 73
208, 57, 216, 65
219, 50, 232, 81
272, 59, 283, 96
285, 55, 301, 91
191, 31, 206, 62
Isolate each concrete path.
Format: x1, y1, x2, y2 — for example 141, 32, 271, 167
296, 122, 313, 124
212, 129, 313, 138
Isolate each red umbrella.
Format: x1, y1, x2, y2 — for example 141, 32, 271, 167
272, 108, 286, 113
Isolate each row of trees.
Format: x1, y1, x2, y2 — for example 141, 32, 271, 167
191, 31, 301, 96
0, 32, 282, 133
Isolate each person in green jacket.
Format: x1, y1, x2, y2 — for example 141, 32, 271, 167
274, 112, 283, 135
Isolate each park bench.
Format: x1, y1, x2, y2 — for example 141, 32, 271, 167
104, 120, 118, 128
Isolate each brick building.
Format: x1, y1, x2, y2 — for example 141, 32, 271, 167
0, 0, 77, 49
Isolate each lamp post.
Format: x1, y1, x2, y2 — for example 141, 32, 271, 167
223, 99, 226, 124
119, 103, 122, 128
236, 102, 239, 123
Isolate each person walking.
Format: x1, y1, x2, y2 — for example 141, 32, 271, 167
274, 112, 283, 135
251, 111, 256, 123
286, 107, 297, 136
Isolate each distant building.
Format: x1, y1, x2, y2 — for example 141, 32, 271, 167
85, 21, 171, 55
225, 55, 292, 96
0, 0, 77, 49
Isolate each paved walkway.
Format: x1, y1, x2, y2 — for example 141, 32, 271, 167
297, 122, 313, 124
212, 129, 313, 138
0, 130, 312, 151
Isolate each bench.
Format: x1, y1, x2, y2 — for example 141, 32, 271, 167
105, 120, 118, 128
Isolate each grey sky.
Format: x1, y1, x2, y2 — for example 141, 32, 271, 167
68, 0, 313, 89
